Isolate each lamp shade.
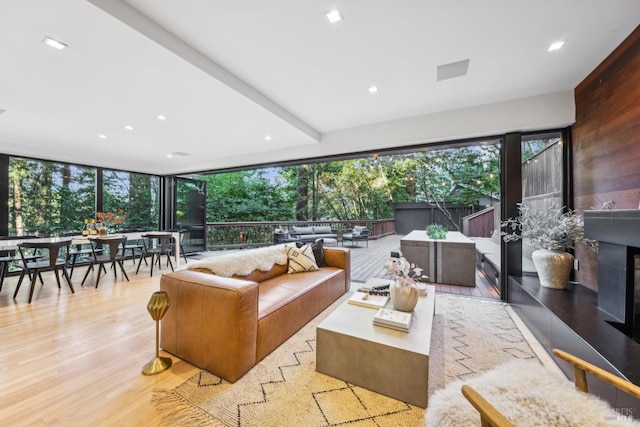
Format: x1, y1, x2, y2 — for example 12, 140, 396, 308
147, 291, 170, 321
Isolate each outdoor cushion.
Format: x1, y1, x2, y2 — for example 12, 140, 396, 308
312, 225, 332, 234
292, 226, 314, 234
352, 225, 367, 236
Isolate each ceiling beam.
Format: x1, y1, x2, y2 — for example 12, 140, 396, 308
87, 0, 321, 142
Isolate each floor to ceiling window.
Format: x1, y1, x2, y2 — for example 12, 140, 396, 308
9, 157, 96, 236
520, 132, 565, 273
102, 169, 160, 231
7, 157, 160, 236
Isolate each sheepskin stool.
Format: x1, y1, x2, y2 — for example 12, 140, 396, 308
426, 359, 640, 427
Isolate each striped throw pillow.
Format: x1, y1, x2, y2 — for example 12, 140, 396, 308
285, 244, 318, 274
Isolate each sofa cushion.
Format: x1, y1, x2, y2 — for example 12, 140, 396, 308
292, 226, 314, 234
296, 239, 327, 267
312, 225, 333, 234
257, 268, 344, 319
285, 244, 318, 273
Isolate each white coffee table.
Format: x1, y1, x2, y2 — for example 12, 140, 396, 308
316, 284, 436, 408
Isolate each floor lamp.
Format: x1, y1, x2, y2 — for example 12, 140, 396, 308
142, 291, 172, 375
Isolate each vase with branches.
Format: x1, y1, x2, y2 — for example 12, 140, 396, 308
501, 202, 597, 289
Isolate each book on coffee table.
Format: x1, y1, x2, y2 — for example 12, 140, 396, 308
348, 291, 389, 309
373, 308, 412, 332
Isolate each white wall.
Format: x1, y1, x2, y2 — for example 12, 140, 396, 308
196, 90, 575, 171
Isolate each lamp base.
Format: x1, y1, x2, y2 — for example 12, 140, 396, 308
142, 356, 172, 376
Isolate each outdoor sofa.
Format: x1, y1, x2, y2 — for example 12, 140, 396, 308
275, 225, 338, 244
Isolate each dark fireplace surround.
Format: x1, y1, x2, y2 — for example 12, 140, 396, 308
508, 210, 640, 413
584, 210, 640, 339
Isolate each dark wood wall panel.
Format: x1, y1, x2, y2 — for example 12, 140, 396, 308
572, 25, 640, 291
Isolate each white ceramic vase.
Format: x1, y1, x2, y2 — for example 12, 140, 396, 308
531, 249, 574, 289
390, 278, 419, 312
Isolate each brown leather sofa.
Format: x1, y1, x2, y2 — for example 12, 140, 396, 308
159, 246, 350, 382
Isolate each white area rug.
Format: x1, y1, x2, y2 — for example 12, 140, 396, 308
153, 292, 537, 426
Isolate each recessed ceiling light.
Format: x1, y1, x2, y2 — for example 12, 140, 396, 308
124, 125, 134, 130
325, 9, 343, 24
98, 134, 108, 139
265, 135, 272, 141
368, 85, 379, 93
43, 36, 67, 50
156, 115, 167, 120
548, 40, 566, 52
166, 154, 172, 158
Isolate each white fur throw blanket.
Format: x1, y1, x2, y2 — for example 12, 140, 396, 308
427, 359, 640, 426
185, 244, 288, 277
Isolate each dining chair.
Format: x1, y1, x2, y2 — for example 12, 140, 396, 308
14, 240, 74, 303
0, 250, 41, 292
136, 233, 174, 277
114, 229, 148, 266
81, 236, 130, 288
67, 242, 103, 278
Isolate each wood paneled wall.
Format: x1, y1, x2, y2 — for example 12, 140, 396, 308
572, 25, 640, 291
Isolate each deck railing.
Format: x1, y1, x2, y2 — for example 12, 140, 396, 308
205, 219, 395, 250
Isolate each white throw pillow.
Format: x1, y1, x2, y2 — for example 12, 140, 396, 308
285, 244, 318, 274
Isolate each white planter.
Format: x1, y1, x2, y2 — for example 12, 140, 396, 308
390, 280, 419, 312
531, 249, 574, 289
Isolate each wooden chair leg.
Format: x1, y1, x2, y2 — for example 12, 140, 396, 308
95, 262, 104, 288
150, 254, 156, 277
136, 254, 146, 274
54, 269, 62, 288
62, 267, 74, 293
81, 263, 93, 286
27, 273, 38, 303
118, 260, 130, 281
0, 261, 6, 292
13, 270, 27, 299
166, 253, 174, 272
68, 254, 78, 278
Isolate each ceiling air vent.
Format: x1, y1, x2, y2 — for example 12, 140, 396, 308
170, 151, 190, 157
436, 59, 470, 81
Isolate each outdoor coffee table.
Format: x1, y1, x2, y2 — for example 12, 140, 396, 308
316, 283, 436, 408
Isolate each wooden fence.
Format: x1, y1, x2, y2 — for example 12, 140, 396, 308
393, 203, 479, 235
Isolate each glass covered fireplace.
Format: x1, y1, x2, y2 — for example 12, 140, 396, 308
584, 210, 640, 340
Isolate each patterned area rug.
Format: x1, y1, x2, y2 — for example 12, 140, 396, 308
152, 292, 537, 427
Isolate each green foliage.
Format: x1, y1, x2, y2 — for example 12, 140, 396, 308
426, 224, 448, 240
8, 158, 159, 236
193, 143, 502, 223
200, 170, 294, 222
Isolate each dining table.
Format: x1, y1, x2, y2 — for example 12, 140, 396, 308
0, 231, 183, 267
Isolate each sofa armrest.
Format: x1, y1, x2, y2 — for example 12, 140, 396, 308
160, 270, 259, 382
323, 247, 351, 292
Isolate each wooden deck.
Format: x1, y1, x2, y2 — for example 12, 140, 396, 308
344, 234, 500, 300
191, 234, 501, 300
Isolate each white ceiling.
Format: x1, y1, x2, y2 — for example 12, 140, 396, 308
0, 0, 638, 175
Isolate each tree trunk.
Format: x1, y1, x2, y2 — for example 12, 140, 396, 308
12, 165, 24, 236
295, 165, 309, 221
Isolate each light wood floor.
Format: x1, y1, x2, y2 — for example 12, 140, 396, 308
0, 260, 201, 426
